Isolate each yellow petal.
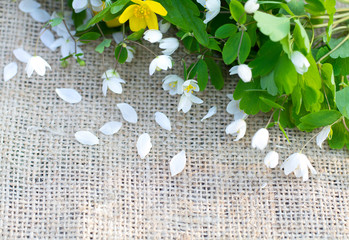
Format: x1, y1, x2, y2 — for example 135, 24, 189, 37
146, 11, 158, 30
131, 0, 144, 4
119, 5, 137, 23
129, 16, 147, 32
144, 1, 167, 16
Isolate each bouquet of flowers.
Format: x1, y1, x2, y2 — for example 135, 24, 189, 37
4, 0, 349, 181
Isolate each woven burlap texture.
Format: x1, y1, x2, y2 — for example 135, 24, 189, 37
1, 1, 348, 239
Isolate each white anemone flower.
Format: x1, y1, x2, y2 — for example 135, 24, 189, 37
281, 153, 317, 181
197, 0, 221, 24
159, 38, 179, 55
316, 126, 331, 149
178, 80, 203, 113
51, 11, 74, 37
226, 94, 248, 120
49, 31, 84, 58
102, 69, 126, 96
264, 151, 279, 168
143, 29, 163, 43
72, 0, 103, 13
291, 51, 310, 75
26, 56, 51, 77
229, 64, 252, 83
162, 75, 184, 95
251, 128, 269, 150
159, 19, 171, 33
225, 119, 247, 141
149, 55, 172, 75
244, 0, 260, 14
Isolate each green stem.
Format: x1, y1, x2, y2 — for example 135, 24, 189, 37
312, 15, 349, 28
317, 34, 349, 64
237, 30, 245, 65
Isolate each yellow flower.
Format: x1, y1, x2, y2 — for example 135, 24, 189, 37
119, 0, 167, 32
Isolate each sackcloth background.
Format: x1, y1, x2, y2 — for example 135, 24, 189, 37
0, 1, 349, 239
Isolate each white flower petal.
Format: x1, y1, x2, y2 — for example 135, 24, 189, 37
155, 112, 171, 131
49, 38, 65, 51
227, 94, 234, 100
264, 151, 279, 168
170, 150, 186, 176
251, 128, 269, 150
107, 79, 123, 94
75, 131, 99, 145
13, 48, 32, 63
149, 58, 158, 75
29, 9, 51, 22
316, 126, 331, 149
159, 19, 171, 33
102, 80, 108, 96
55, 88, 82, 103
72, 0, 88, 13
117, 103, 138, 124
178, 94, 192, 113
90, 0, 103, 11
99, 121, 122, 135
201, 106, 217, 121
40, 30, 55, 50
19, 0, 41, 13
137, 133, 152, 159
143, 29, 163, 43
112, 32, 124, 44
4, 62, 18, 82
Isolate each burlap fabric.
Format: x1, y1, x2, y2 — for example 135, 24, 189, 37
1, 1, 348, 239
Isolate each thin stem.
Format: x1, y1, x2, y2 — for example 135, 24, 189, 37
237, 30, 245, 65
317, 34, 349, 64
265, 111, 275, 128
127, 40, 157, 57
311, 12, 349, 19
96, 23, 106, 39
186, 50, 208, 80
62, 19, 77, 54
322, 85, 331, 110
312, 15, 349, 28
300, 132, 318, 153
343, 118, 349, 132
114, 44, 124, 71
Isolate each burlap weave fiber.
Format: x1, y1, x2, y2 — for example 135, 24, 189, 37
1, 1, 349, 239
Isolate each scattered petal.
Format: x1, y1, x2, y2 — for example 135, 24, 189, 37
55, 88, 82, 103
170, 150, 186, 176
4, 62, 18, 82
137, 133, 152, 159
29, 8, 51, 22
13, 48, 32, 63
99, 121, 122, 135
155, 111, 171, 131
75, 131, 99, 145
19, 0, 41, 13
117, 103, 138, 123
201, 106, 217, 121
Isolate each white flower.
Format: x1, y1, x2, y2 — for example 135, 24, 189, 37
125, 46, 135, 63
149, 55, 172, 75
251, 128, 269, 150
155, 112, 171, 131
51, 11, 73, 37
225, 119, 247, 141
4, 62, 18, 82
72, 0, 103, 13
137, 133, 152, 159
316, 126, 331, 149
159, 19, 171, 33
162, 75, 184, 95
178, 80, 203, 113
197, 0, 221, 24
244, 0, 260, 14
143, 29, 163, 43
101, 69, 126, 96
50, 32, 84, 58
226, 94, 248, 120
281, 153, 317, 181
159, 38, 179, 55
170, 151, 186, 176
201, 106, 217, 121
291, 51, 310, 75
264, 151, 279, 168
229, 64, 252, 83
25, 56, 51, 77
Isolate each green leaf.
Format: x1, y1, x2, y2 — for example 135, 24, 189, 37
259, 96, 285, 109
86, 6, 111, 27
300, 110, 342, 127
305, 0, 325, 15
260, 71, 279, 96
95, 39, 112, 53
249, 40, 282, 77
110, 0, 131, 14
222, 31, 250, 64
72, 9, 86, 28
197, 60, 208, 91
229, 0, 246, 24
158, 0, 209, 46
293, 19, 310, 55
79, 32, 101, 43
336, 87, 349, 119
50, 17, 63, 27
127, 29, 145, 41
328, 37, 349, 59
328, 121, 349, 149
208, 38, 221, 52
254, 11, 290, 42
215, 24, 237, 38
286, 0, 306, 15
321, 63, 336, 102
114, 45, 128, 64
291, 84, 302, 114
330, 57, 349, 76
205, 58, 224, 90
238, 32, 251, 64
274, 54, 298, 94
279, 34, 292, 58
182, 36, 200, 53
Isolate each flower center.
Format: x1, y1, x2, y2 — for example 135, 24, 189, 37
184, 84, 195, 93
169, 82, 177, 88
134, 5, 150, 19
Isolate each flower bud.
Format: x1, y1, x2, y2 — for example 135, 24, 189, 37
290, 51, 310, 75
244, 0, 260, 14
264, 151, 279, 168
143, 29, 163, 43
251, 128, 269, 150
229, 64, 252, 83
